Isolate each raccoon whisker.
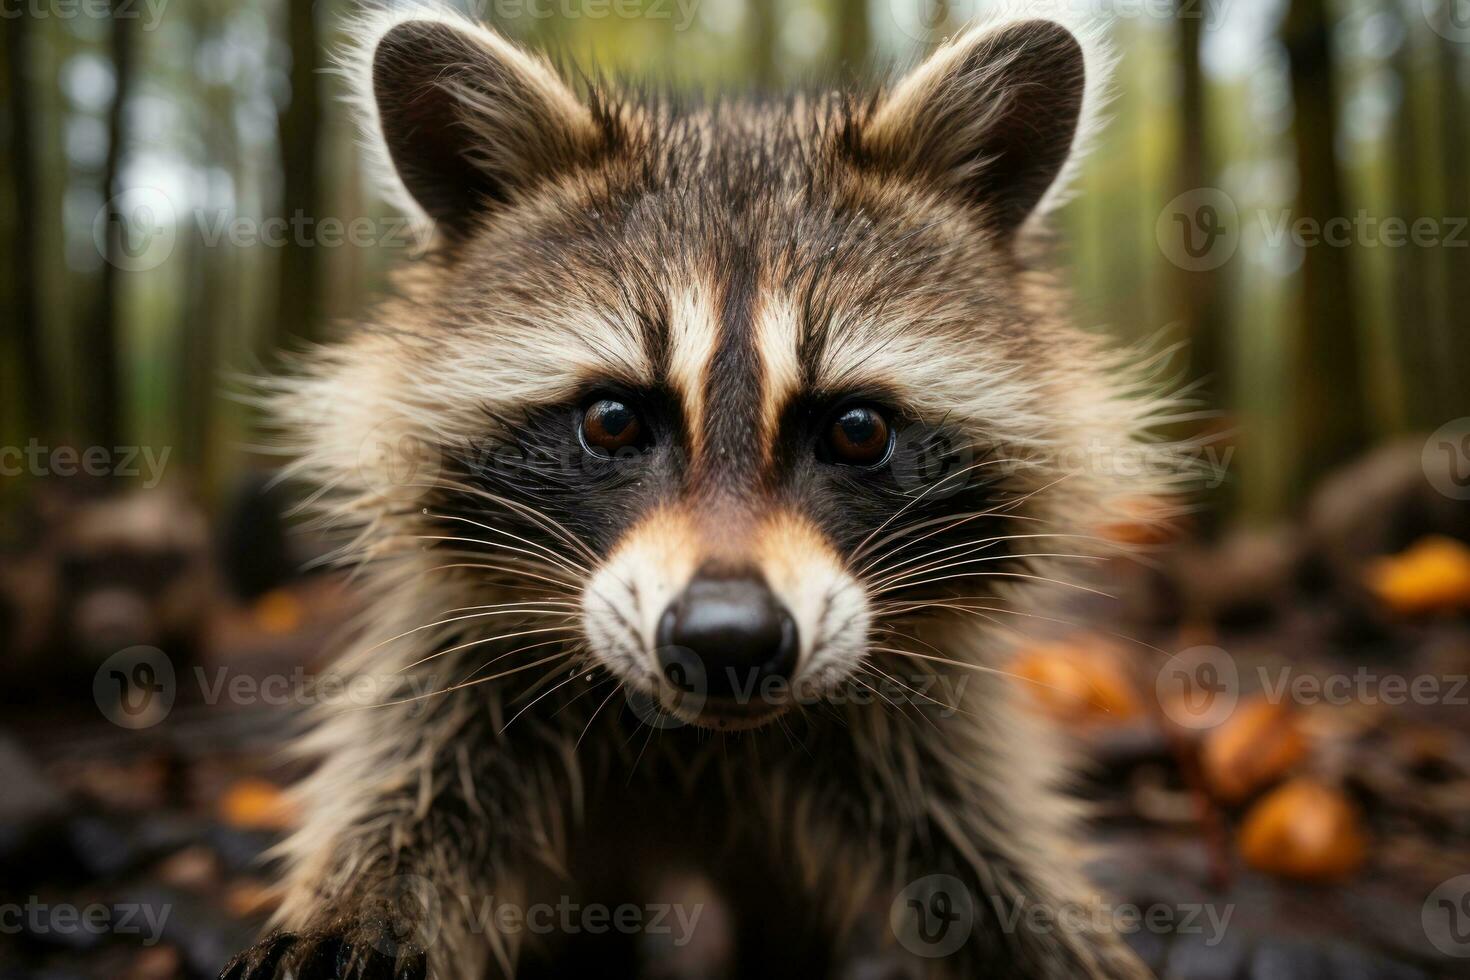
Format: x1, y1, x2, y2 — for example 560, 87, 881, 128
459, 637, 583, 686
852, 667, 952, 728
867, 540, 1076, 588
398, 624, 583, 673
363, 607, 580, 657
862, 531, 1105, 584
425, 551, 582, 589
875, 599, 1176, 662
377, 653, 576, 709
872, 569, 1114, 599
423, 562, 583, 595
501, 662, 601, 734
870, 553, 1103, 591
427, 511, 590, 569
848, 456, 1026, 562
868, 647, 1062, 693
575, 681, 625, 752
627, 712, 659, 785
549, 671, 618, 720
416, 479, 599, 564
419, 520, 591, 576
869, 624, 952, 658
432, 599, 581, 612
855, 666, 942, 731
855, 474, 1074, 576
847, 671, 911, 721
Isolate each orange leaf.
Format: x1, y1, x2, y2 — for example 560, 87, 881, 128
1202, 697, 1308, 803
1012, 640, 1140, 725
1238, 779, 1367, 882
1365, 536, 1470, 616
218, 778, 298, 832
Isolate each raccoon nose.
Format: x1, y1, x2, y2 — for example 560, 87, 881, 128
656, 568, 799, 698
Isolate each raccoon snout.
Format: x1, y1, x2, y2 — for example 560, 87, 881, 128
655, 567, 799, 698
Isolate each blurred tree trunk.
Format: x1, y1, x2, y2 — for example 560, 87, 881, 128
749, 0, 778, 90
1389, 18, 1432, 431
274, 0, 323, 354
90, 0, 136, 450
1173, 0, 1231, 528
1174, 2, 1226, 397
1431, 18, 1470, 420
2, 13, 50, 438
834, 0, 870, 79
179, 5, 235, 491
1281, 0, 1368, 499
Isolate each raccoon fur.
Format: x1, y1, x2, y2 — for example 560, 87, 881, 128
225, 5, 1184, 979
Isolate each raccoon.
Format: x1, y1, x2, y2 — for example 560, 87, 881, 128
225, 6, 1180, 979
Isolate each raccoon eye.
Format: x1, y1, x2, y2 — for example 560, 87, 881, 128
580, 399, 645, 456
823, 405, 893, 467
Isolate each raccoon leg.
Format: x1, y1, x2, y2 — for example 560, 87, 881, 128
220, 693, 573, 980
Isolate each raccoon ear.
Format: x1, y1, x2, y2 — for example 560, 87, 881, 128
866, 18, 1091, 239
366, 16, 598, 239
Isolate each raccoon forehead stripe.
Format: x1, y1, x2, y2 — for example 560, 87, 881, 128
665, 284, 721, 455
753, 293, 802, 453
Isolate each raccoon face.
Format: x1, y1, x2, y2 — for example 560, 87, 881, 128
308, 10, 1156, 730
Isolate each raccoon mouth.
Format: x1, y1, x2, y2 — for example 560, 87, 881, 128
647, 679, 796, 731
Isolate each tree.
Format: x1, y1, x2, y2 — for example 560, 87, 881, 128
834, 0, 871, 79
1, 12, 50, 440
1430, 7, 1470, 421
1281, 0, 1369, 498
749, 0, 778, 90
90, 0, 137, 450
1174, 1, 1228, 403
274, 0, 323, 354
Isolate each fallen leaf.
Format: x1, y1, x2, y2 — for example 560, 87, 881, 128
1365, 536, 1470, 616
253, 588, 305, 635
1202, 697, 1308, 803
1239, 778, 1367, 881
1012, 640, 1140, 724
219, 777, 298, 831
